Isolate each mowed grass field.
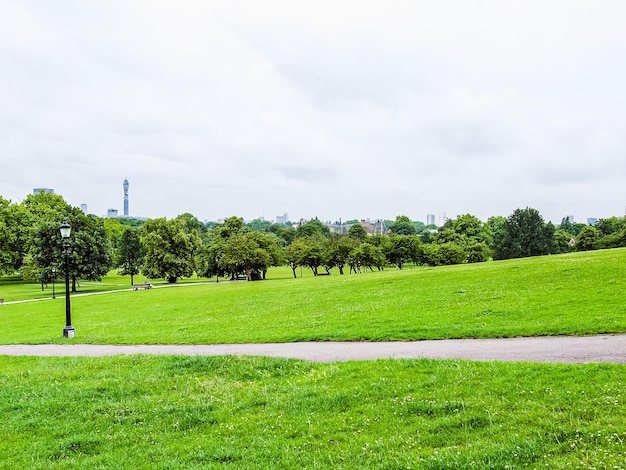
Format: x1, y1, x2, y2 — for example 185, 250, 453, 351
1, 249, 625, 468
1, 248, 625, 344
1, 355, 624, 469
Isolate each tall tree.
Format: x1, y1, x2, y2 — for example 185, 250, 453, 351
347, 223, 368, 241
349, 242, 386, 272
142, 218, 202, 283
217, 231, 283, 281
30, 209, 112, 291
297, 234, 330, 276
575, 226, 600, 251
117, 229, 145, 285
385, 235, 422, 269
494, 208, 552, 260
328, 236, 359, 275
389, 215, 417, 235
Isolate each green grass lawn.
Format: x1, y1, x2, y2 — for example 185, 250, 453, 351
2, 249, 625, 468
1, 248, 625, 344
1, 355, 624, 469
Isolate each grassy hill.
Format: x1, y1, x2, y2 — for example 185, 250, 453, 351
2, 249, 625, 468
2, 248, 625, 344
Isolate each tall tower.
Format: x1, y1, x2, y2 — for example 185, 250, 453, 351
123, 178, 129, 217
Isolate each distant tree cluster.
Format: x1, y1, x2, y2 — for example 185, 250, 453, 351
2, 192, 626, 289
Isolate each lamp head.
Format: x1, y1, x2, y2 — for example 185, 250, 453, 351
60, 220, 72, 239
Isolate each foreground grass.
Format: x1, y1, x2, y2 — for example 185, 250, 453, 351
1, 355, 624, 469
1, 249, 625, 344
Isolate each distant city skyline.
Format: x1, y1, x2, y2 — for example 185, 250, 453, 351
29, 181, 615, 226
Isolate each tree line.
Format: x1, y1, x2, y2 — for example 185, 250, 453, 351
2, 192, 626, 289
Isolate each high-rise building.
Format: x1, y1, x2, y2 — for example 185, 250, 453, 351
81, 204, 88, 213
123, 178, 129, 217
107, 208, 118, 218
426, 214, 436, 226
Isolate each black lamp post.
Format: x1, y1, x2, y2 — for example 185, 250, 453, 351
60, 220, 74, 338
51, 267, 56, 299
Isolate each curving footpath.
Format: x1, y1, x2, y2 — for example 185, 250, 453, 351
1, 334, 626, 363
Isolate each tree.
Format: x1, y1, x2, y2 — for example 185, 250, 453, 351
200, 216, 283, 281
420, 243, 442, 266
246, 218, 273, 232
103, 218, 128, 265
466, 241, 490, 263
218, 231, 283, 280
559, 217, 574, 235
30, 209, 112, 292
385, 235, 422, 269
553, 229, 575, 254
349, 242, 386, 272
438, 243, 467, 265
298, 234, 330, 276
1, 193, 67, 275
286, 239, 308, 278
389, 215, 417, 236
434, 228, 467, 245
595, 217, 626, 238
575, 226, 600, 251
0, 197, 16, 274
486, 216, 507, 253
296, 219, 331, 238
142, 217, 202, 283
494, 208, 552, 260
118, 229, 144, 285
328, 236, 359, 275
176, 213, 208, 239
347, 223, 368, 241
218, 232, 269, 281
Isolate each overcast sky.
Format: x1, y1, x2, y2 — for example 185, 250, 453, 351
2, 1, 625, 224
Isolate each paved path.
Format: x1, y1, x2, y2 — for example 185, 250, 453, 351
1, 334, 625, 363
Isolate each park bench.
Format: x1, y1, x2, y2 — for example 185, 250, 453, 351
133, 282, 153, 291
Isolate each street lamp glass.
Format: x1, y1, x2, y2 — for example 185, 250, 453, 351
60, 220, 72, 239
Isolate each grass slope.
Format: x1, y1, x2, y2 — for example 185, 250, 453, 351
1, 355, 624, 469
1, 248, 625, 344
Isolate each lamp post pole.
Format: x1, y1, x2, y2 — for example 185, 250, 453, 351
60, 220, 75, 338
51, 267, 56, 299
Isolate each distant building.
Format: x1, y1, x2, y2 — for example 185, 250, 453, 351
440, 212, 448, 226
359, 219, 389, 235
426, 214, 436, 226
107, 209, 118, 218
327, 223, 350, 234
565, 215, 575, 223
276, 213, 289, 224
33, 188, 54, 195
80, 204, 88, 213
587, 218, 598, 226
